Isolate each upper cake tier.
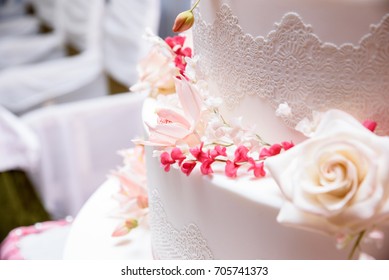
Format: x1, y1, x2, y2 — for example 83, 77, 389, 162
193, 0, 389, 143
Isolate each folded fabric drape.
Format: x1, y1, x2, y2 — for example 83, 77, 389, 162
103, 0, 161, 87
0, 16, 39, 38
22, 92, 147, 218
0, 0, 66, 71
0, 105, 39, 173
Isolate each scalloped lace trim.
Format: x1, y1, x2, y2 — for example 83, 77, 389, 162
193, 4, 389, 135
149, 189, 214, 260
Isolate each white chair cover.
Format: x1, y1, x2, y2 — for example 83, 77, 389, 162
0, 105, 39, 173
0, 0, 65, 70
61, 0, 103, 52
0, 0, 107, 114
0, 51, 105, 114
0, 33, 65, 70
30, 0, 58, 28
0, 0, 29, 21
103, 0, 161, 86
0, 15, 39, 38
21, 92, 147, 218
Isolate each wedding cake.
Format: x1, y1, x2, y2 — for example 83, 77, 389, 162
121, 0, 389, 259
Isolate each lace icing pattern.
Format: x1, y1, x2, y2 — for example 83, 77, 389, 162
149, 189, 214, 260
193, 4, 389, 135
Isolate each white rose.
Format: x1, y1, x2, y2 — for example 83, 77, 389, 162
266, 110, 389, 236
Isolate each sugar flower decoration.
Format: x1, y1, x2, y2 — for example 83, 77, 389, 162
130, 31, 192, 97
111, 146, 148, 237
141, 77, 204, 147
275, 102, 292, 117
266, 109, 389, 258
172, 0, 201, 33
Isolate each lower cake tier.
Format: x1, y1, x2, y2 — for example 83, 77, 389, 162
145, 147, 389, 260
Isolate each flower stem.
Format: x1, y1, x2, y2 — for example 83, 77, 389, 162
348, 231, 366, 260
190, 0, 201, 12
255, 133, 271, 146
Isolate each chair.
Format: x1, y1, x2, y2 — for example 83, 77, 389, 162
0, 0, 66, 71
0, 0, 30, 21
0, 0, 40, 39
21, 92, 147, 218
30, 0, 57, 29
0, 0, 108, 115
0, 15, 40, 38
0, 32, 65, 70
0, 105, 50, 242
103, 0, 161, 87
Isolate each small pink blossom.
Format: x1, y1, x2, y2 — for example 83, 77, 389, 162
111, 146, 148, 238
160, 151, 175, 171
200, 158, 214, 175
260, 144, 282, 158
190, 142, 208, 163
181, 161, 196, 176
363, 120, 377, 132
234, 145, 250, 163
281, 141, 294, 151
165, 35, 192, 76
225, 160, 240, 178
171, 147, 186, 166
210, 145, 227, 158
248, 159, 266, 178
165, 36, 186, 49
114, 172, 148, 210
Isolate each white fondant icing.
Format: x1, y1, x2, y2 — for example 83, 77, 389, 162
193, 1, 389, 143
144, 0, 389, 259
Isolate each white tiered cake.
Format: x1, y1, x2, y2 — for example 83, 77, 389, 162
131, 0, 389, 259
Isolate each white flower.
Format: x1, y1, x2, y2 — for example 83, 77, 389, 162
295, 111, 323, 137
266, 109, 389, 236
275, 102, 292, 117
204, 96, 223, 110
184, 55, 199, 82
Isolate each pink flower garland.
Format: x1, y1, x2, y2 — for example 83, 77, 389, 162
159, 141, 294, 178
165, 36, 192, 77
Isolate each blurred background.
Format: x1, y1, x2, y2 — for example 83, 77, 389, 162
0, 0, 190, 256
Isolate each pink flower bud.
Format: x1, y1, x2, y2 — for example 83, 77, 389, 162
281, 141, 294, 151
181, 161, 197, 176
234, 145, 249, 163
200, 159, 214, 175
362, 120, 377, 132
172, 10, 195, 33
171, 147, 186, 166
112, 219, 138, 237
225, 160, 240, 178
160, 152, 175, 172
